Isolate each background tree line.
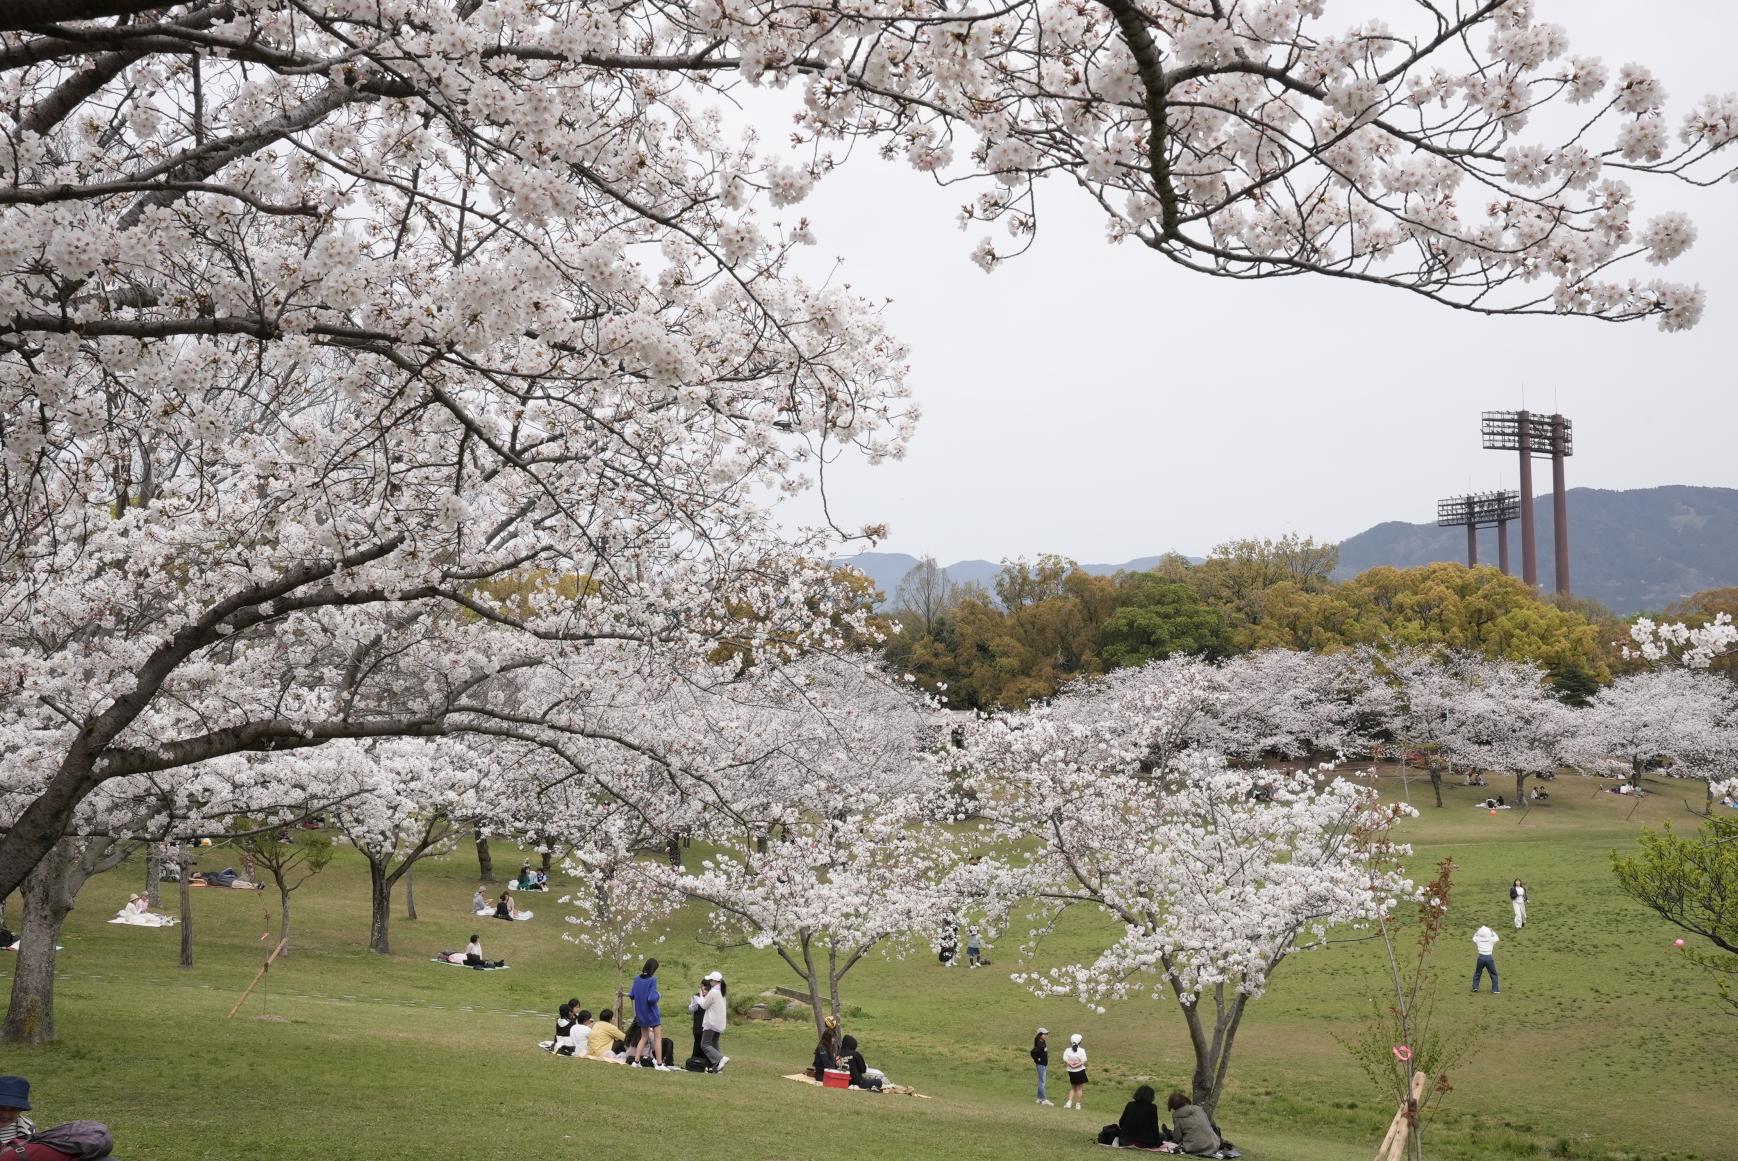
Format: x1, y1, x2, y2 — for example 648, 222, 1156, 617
878, 535, 1676, 711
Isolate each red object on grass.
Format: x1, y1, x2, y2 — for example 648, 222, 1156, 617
822, 1069, 851, 1089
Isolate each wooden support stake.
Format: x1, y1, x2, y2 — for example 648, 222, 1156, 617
228, 939, 289, 1018
1375, 1071, 1429, 1161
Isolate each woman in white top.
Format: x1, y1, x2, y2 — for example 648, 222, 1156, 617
1062, 1033, 1089, 1110
1510, 879, 1528, 928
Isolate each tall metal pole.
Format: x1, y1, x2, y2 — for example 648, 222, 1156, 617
1497, 518, 1511, 576
1517, 410, 1537, 587
1551, 413, 1570, 595
1466, 522, 1478, 567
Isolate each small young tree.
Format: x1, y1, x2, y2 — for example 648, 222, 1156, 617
1613, 805, 1738, 1013
1339, 858, 1476, 1161
232, 824, 335, 956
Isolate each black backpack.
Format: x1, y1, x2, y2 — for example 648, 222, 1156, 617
1096, 1124, 1120, 1146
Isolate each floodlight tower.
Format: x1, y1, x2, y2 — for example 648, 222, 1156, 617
1481, 411, 1574, 594
1437, 491, 1521, 573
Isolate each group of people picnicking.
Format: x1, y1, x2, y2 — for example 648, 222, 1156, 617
1024, 1030, 1230, 1155
545, 959, 731, 1074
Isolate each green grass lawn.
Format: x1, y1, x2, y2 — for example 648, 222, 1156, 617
3, 773, 1735, 1161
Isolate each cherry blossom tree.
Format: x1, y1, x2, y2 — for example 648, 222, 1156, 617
1418, 653, 1573, 802
5, 1, 1733, 901
959, 669, 1414, 1115
1573, 668, 1738, 792
671, 804, 992, 1040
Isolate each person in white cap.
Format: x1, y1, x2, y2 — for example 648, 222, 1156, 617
1062, 1033, 1089, 1109
1471, 924, 1501, 993
697, 971, 729, 1072
1030, 1028, 1052, 1105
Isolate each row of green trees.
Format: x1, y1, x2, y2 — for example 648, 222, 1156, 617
882, 537, 1636, 711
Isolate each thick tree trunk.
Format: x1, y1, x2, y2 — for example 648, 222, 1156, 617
368, 860, 392, 954
1631, 757, 1644, 790
666, 838, 682, 869
1428, 763, 1444, 808
540, 845, 553, 874
405, 866, 417, 920
145, 847, 162, 909
1515, 771, 1528, 802
177, 852, 194, 969
474, 829, 496, 882
1, 844, 72, 1044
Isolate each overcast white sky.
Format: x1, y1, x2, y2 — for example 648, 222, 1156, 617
760, 0, 1738, 565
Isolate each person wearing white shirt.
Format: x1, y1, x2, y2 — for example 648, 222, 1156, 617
1062, 1033, 1089, 1110
693, 971, 729, 1073
1471, 925, 1501, 993
1510, 879, 1528, 928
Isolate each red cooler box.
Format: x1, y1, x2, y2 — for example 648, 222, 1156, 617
822, 1069, 851, 1089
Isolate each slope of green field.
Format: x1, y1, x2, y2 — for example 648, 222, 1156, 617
3, 774, 1733, 1161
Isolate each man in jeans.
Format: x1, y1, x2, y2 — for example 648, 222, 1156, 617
1471, 924, 1501, 993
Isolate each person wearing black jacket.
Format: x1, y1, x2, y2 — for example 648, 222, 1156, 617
813, 1024, 840, 1080
1118, 1086, 1162, 1148
839, 1035, 883, 1091
1031, 1028, 1052, 1106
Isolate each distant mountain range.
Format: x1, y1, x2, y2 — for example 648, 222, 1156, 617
840, 486, 1738, 617
1337, 485, 1738, 614
836, 552, 1197, 605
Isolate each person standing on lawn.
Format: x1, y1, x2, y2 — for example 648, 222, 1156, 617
1062, 1033, 1089, 1110
629, 958, 668, 1069
1031, 1028, 1052, 1106
697, 971, 729, 1073
1472, 924, 1501, 993
1510, 879, 1528, 928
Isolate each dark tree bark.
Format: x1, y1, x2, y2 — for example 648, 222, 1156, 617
3, 835, 137, 1044
405, 866, 418, 920
1, 844, 72, 1044
145, 846, 162, 909
1428, 762, 1444, 809
474, 829, 496, 882
177, 848, 194, 969
368, 859, 394, 955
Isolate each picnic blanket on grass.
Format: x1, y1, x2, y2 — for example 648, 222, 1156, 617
475, 908, 533, 921
780, 1073, 929, 1098
431, 956, 509, 970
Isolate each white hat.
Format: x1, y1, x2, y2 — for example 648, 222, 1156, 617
704, 970, 724, 982
1036, 1027, 1049, 1035
1069, 1033, 1083, 1045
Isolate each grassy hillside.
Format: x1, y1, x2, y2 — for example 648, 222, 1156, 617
2, 775, 1732, 1161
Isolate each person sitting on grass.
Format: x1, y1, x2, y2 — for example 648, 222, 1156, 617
1118, 1085, 1162, 1148
838, 1034, 884, 1091
533, 869, 549, 890
0, 1077, 34, 1146
812, 1022, 841, 1079
588, 1009, 628, 1060
516, 863, 536, 890
494, 891, 517, 921
553, 1003, 578, 1055
472, 885, 488, 912
1166, 1091, 1221, 1156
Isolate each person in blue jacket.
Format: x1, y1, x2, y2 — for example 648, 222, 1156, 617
628, 958, 667, 1070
